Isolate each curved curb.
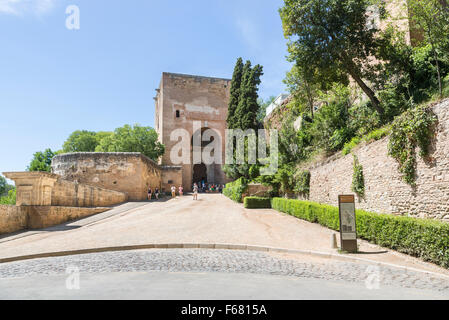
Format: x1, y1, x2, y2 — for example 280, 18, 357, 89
1, 243, 448, 280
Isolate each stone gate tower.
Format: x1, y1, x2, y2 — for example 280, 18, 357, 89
155, 72, 232, 191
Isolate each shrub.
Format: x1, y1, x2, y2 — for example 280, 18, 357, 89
0, 189, 16, 205
351, 155, 365, 197
223, 177, 248, 203
244, 197, 272, 209
388, 105, 437, 185
342, 137, 362, 155
271, 198, 449, 268
294, 170, 311, 197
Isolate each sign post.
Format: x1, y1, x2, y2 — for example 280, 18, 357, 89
338, 195, 358, 253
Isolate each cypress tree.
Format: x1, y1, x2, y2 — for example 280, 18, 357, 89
227, 58, 244, 129
235, 63, 263, 131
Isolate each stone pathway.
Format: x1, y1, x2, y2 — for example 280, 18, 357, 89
1, 249, 448, 294
0, 194, 448, 278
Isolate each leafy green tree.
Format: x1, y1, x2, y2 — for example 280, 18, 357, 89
284, 65, 320, 118
95, 124, 165, 161
0, 188, 16, 205
27, 148, 57, 172
257, 96, 276, 123
227, 58, 244, 129
0, 175, 13, 196
280, 0, 386, 115
63, 130, 101, 153
408, 0, 449, 97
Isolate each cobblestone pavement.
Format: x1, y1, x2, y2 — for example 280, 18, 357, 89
1, 194, 449, 278
1, 249, 448, 294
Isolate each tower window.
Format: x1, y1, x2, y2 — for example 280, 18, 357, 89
176, 110, 180, 118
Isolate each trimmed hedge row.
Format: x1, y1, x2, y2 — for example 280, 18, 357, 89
223, 178, 248, 203
244, 197, 272, 209
272, 198, 449, 268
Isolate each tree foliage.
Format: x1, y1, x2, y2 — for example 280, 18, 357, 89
63, 130, 112, 153
408, 0, 449, 97
280, 0, 386, 115
224, 58, 264, 180
0, 175, 14, 197
227, 57, 244, 129
27, 148, 57, 172
95, 124, 165, 161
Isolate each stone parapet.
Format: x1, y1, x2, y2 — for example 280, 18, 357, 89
3, 171, 127, 207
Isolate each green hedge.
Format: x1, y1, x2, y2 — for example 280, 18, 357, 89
244, 197, 272, 209
223, 178, 248, 203
272, 198, 449, 268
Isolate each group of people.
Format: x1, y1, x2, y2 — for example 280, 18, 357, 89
194, 181, 224, 193
147, 187, 160, 200
171, 185, 184, 198
147, 185, 184, 200
147, 182, 224, 201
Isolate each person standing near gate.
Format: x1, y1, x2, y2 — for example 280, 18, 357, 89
178, 185, 184, 197
154, 187, 160, 200
193, 183, 198, 200
171, 185, 176, 198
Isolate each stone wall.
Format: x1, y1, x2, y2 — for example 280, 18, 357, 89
52, 152, 162, 201
0, 205, 28, 234
3, 171, 127, 207
307, 99, 449, 220
0, 205, 108, 235
51, 178, 127, 207
161, 166, 183, 192
155, 72, 232, 191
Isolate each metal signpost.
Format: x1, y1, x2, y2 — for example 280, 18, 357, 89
338, 195, 358, 253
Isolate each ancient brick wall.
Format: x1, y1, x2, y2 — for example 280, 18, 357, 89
0, 205, 108, 235
161, 166, 183, 193
51, 178, 127, 207
155, 72, 232, 191
52, 152, 162, 201
307, 99, 449, 220
0, 205, 29, 234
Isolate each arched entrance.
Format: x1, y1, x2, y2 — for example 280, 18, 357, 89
193, 163, 207, 185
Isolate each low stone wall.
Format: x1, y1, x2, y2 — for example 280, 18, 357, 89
244, 184, 273, 198
307, 99, 449, 220
3, 172, 127, 207
0, 205, 29, 234
52, 152, 162, 201
51, 178, 127, 207
0, 205, 108, 235
26, 206, 108, 229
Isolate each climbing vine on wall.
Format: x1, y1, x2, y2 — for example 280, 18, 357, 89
294, 170, 311, 197
388, 105, 437, 186
351, 155, 365, 197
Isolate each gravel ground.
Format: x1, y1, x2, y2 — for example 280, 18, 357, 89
1, 249, 448, 293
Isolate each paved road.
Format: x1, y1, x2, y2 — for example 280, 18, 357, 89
1, 249, 448, 300
1, 194, 449, 299
0, 194, 447, 277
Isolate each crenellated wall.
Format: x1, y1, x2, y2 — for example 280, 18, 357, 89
306, 99, 449, 220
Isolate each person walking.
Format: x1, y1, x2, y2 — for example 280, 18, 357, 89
154, 187, 160, 200
178, 185, 183, 196
193, 183, 198, 200
147, 186, 152, 200
171, 185, 176, 198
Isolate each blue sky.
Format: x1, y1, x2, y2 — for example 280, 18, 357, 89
0, 0, 291, 175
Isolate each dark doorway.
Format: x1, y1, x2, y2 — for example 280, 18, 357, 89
193, 163, 207, 185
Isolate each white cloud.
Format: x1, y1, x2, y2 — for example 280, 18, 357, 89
0, 0, 56, 16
